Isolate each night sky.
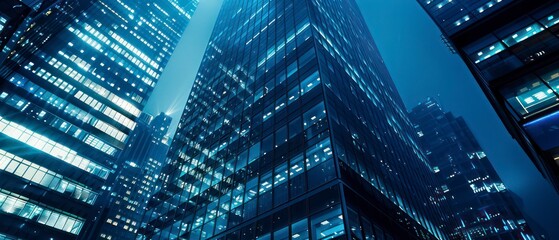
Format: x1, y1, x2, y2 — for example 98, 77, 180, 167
145, 0, 559, 238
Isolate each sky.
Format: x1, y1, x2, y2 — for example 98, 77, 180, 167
145, 0, 559, 238
144, 0, 222, 130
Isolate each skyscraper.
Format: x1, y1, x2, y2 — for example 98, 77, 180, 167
0, 0, 33, 63
410, 98, 534, 240
141, 0, 449, 239
98, 112, 172, 240
0, 0, 197, 239
417, 0, 559, 193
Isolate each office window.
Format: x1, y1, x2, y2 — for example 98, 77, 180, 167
540, 10, 559, 28
262, 135, 274, 155
291, 218, 309, 239
501, 76, 558, 117
215, 214, 228, 234
245, 178, 258, 203
249, 142, 261, 164
348, 208, 363, 240
257, 233, 271, 240
502, 22, 545, 47
0, 116, 110, 179
289, 117, 302, 139
538, 63, 559, 92
274, 226, 289, 240
289, 153, 305, 179
299, 47, 316, 67
275, 126, 288, 148
311, 205, 345, 240
301, 71, 320, 95
231, 185, 244, 209
524, 110, 559, 151
0, 149, 98, 204
288, 84, 300, 105
305, 138, 332, 170
0, 190, 84, 234
361, 217, 375, 240
0, 16, 6, 32
374, 225, 385, 240
303, 102, 326, 129
259, 171, 273, 194
287, 61, 298, 78
274, 162, 288, 186
471, 42, 506, 64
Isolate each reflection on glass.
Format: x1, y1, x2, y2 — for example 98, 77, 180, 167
274, 226, 289, 240
256, 233, 271, 240
290, 154, 305, 179
524, 110, 559, 151
292, 218, 309, 239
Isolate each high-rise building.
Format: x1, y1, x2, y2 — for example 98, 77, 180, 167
0, 0, 32, 62
417, 0, 559, 193
98, 112, 172, 240
409, 98, 534, 240
141, 0, 450, 239
0, 0, 197, 239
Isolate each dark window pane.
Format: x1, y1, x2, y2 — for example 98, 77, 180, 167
289, 117, 303, 139
307, 159, 336, 190
348, 208, 363, 240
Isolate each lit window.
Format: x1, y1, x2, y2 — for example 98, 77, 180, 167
0, 116, 110, 179
0, 149, 98, 204
502, 22, 545, 47
0, 190, 84, 234
540, 10, 559, 28
471, 42, 506, 64
311, 206, 345, 240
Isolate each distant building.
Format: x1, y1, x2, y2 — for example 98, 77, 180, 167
98, 112, 172, 240
417, 0, 559, 193
141, 0, 450, 239
0, 0, 197, 238
410, 98, 534, 240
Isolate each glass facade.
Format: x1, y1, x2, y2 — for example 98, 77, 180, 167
98, 113, 172, 240
0, 0, 33, 64
419, 0, 559, 194
417, 0, 515, 35
0, 0, 197, 239
142, 0, 448, 239
410, 98, 534, 240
